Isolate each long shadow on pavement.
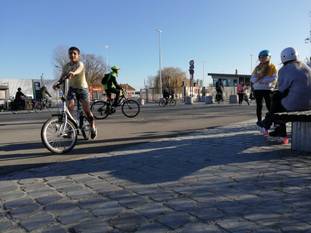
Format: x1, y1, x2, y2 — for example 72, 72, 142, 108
0, 124, 294, 183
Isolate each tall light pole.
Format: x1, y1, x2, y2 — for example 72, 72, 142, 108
156, 29, 163, 96
250, 54, 253, 73
105, 45, 110, 67
202, 61, 206, 86
305, 11, 311, 62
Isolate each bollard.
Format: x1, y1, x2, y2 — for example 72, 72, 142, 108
185, 96, 194, 105
229, 95, 238, 104
140, 98, 145, 106
205, 96, 213, 104
292, 122, 311, 152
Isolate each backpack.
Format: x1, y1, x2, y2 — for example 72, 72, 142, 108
101, 73, 111, 87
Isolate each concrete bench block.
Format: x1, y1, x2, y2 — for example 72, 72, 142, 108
205, 96, 213, 104
292, 122, 311, 152
185, 96, 194, 105
229, 95, 238, 104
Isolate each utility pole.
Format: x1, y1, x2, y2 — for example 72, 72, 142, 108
105, 45, 110, 67
250, 54, 253, 73
305, 11, 311, 63
202, 61, 206, 86
156, 29, 163, 97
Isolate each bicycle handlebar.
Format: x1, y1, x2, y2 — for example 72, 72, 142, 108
53, 74, 72, 90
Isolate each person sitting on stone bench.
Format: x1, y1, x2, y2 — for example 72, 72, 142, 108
258, 47, 311, 137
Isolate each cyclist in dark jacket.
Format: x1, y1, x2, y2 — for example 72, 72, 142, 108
14, 87, 26, 109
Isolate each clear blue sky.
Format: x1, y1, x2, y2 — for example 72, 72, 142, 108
1, 0, 311, 89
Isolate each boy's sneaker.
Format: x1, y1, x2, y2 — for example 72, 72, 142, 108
90, 127, 97, 139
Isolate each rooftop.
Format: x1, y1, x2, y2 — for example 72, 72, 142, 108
208, 73, 251, 78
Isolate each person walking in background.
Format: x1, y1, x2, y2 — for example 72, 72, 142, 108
14, 87, 26, 110
237, 81, 249, 105
215, 79, 224, 102
251, 50, 277, 126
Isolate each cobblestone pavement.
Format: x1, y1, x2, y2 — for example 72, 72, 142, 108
0, 120, 311, 233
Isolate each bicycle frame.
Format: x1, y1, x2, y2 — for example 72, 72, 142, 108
54, 79, 79, 135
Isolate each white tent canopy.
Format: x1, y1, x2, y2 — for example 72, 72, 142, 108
0, 79, 58, 99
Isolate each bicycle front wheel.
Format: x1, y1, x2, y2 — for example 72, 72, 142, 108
169, 99, 177, 106
91, 101, 109, 120
122, 100, 140, 118
41, 116, 77, 154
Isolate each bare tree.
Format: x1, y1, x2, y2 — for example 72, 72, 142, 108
82, 54, 107, 85
53, 46, 69, 79
151, 67, 187, 94
53, 46, 108, 85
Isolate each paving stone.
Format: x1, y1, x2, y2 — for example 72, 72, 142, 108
5, 198, 36, 209
179, 222, 225, 233
216, 217, 258, 232
36, 194, 63, 205
70, 219, 113, 233
19, 212, 55, 232
135, 222, 171, 233
190, 207, 224, 222
39, 225, 67, 233
165, 198, 197, 211
109, 211, 147, 232
156, 212, 195, 230
134, 202, 173, 219
57, 209, 92, 225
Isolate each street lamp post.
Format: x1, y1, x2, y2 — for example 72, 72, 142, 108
250, 54, 253, 73
156, 29, 163, 97
105, 45, 110, 67
202, 61, 206, 86
305, 11, 311, 62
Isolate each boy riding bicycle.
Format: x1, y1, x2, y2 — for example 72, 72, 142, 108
53, 46, 97, 139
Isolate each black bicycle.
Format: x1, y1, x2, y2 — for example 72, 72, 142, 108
33, 98, 52, 112
159, 97, 176, 107
91, 89, 140, 119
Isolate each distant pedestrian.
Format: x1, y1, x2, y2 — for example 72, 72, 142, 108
14, 87, 26, 110
237, 81, 249, 105
215, 79, 224, 102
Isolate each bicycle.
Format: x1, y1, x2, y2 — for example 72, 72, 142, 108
159, 97, 176, 107
33, 98, 52, 112
91, 89, 140, 119
41, 77, 91, 154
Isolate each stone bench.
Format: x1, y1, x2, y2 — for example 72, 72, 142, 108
273, 110, 311, 152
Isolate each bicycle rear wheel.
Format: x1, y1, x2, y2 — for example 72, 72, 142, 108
33, 101, 42, 112
41, 116, 77, 154
159, 98, 166, 107
91, 101, 109, 119
122, 99, 140, 118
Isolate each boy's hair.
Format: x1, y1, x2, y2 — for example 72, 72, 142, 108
68, 46, 80, 54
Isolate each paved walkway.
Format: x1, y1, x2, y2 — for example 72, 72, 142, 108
0, 121, 311, 233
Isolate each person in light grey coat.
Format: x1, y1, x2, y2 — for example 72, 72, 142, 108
259, 47, 311, 137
